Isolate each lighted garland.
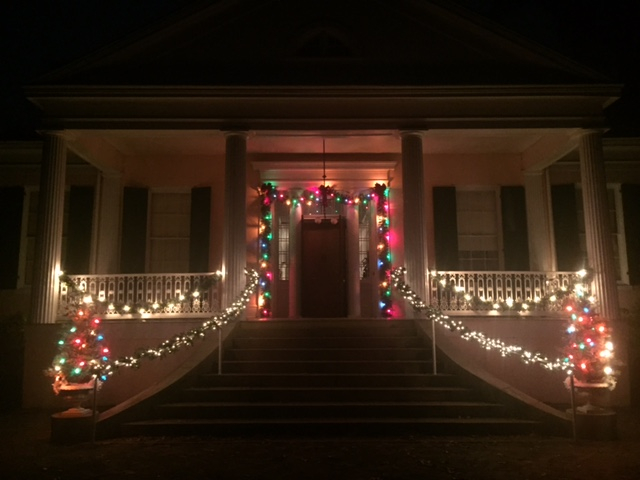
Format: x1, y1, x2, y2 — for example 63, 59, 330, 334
73, 270, 259, 379
391, 267, 617, 387
257, 183, 275, 318
59, 272, 222, 316
374, 183, 392, 317
257, 182, 392, 318
426, 270, 583, 313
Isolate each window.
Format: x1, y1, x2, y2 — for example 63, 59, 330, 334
359, 207, 370, 279
456, 189, 500, 271
148, 190, 190, 273
575, 184, 629, 284
278, 216, 290, 281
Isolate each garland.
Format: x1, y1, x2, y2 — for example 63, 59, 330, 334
53, 270, 258, 383
257, 182, 392, 318
391, 267, 618, 389
426, 270, 585, 313
97, 269, 258, 377
59, 272, 222, 316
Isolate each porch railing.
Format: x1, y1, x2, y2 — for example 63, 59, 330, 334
426, 271, 576, 313
58, 272, 221, 317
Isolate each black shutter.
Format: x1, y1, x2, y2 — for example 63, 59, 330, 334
189, 187, 211, 272
65, 186, 94, 274
501, 186, 530, 271
622, 184, 640, 285
0, 187, 24, 289
120, 187, 148, 273
433, 186, 459, 270
551, 184, 582, 271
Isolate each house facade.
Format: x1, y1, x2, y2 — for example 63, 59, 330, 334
1, 0, 638, 409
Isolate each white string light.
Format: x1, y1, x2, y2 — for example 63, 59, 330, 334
96, 269, 259, 378
391, 267, 572, 373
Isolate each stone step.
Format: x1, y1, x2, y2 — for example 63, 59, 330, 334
155, 401, 509, 420
220, 360, 434, 374
232, 336, 423, 349
121, 417, 541, 437
234, 320, 416, 338
179, 386, 475, 403
224, 347, 429, 361
118, 319, 544, 438
195, 373, 458, 388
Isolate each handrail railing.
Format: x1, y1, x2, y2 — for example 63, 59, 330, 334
427, 270, 576, 313
58, 272, 221, 317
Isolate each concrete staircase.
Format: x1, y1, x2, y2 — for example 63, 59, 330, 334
121, 319, 543, 436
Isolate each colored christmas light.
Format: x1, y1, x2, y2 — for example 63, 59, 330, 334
47, 296, 110, 394
257, 182, 392, 318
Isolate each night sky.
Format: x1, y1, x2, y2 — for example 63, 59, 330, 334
1, 0, 639, 139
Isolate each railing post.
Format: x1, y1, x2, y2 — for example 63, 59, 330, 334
218, 326, 223, 375
431, 317, 438, 375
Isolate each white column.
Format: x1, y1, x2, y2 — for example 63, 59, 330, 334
30, 132, 67, 324
92, 172, 122, 274
222, 131, 248, 308
401, 131, 428, 304
578, 130, 620, 323
289, 203, 302, 318
346, 204, 361, 318
524, 170, 556, 271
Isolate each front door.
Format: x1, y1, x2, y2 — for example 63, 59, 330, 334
300, 217, 347, 317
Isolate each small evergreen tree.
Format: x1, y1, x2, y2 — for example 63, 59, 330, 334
47, 295, 109, 394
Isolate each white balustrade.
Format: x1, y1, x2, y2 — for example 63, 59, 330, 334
426, 271, 576, 313
58, 272, 221, 317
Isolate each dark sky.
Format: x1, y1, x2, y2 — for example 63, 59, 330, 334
1, 0, 639, 139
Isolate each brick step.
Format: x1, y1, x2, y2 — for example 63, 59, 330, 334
122, 417, 541, 437
232, 336, 423, 349
220, 360, 435, 374
179, 386, 475, 403
224, 347, 429, 361
155, 401, 509, 420
195, 373, 459, 388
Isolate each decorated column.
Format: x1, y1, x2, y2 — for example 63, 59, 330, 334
346, 203, 361, 318
401, 131, 428, 305
524, 170, 556, 271
578, 130, 620, 324
222, 131, 248, 308
30, 132, 68, 324
92, 172, 122, 274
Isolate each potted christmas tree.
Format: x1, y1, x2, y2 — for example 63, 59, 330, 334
46, 292, 110, 417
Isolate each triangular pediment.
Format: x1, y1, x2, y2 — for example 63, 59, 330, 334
37, 0, 608, 86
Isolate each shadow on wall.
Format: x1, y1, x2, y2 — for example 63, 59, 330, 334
0, 314, 25, 411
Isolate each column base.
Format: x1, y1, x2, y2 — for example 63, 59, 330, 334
567, 407, 617, 441
50, 411, 95, 444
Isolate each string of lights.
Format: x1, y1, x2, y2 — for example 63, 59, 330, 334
391, 267, 617, 388
53, 269, 260, 382
59, 272, 222, 316
257, 182, 392, 318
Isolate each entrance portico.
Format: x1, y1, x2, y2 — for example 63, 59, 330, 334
253, 149, 397, 319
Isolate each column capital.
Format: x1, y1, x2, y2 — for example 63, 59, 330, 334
223, 130, 250, 139
399, 130, 427, 139
39, 130, 75, 142
576, 128, 607, 142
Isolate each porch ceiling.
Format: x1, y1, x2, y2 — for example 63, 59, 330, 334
70, 127, 576, 162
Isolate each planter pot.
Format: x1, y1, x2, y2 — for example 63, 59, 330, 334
57, 381, 95, 418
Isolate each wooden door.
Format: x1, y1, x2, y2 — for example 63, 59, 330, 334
300, 217, 347, 317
